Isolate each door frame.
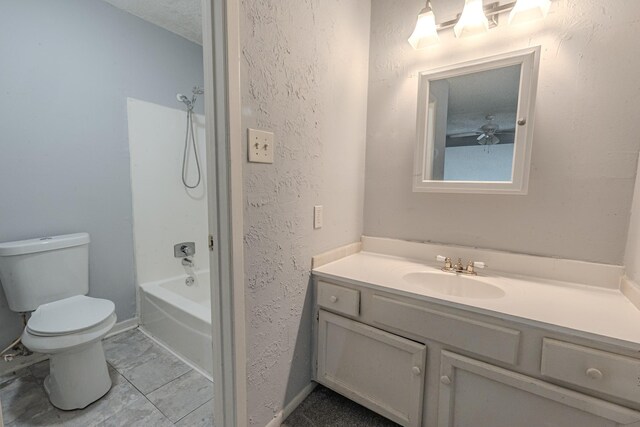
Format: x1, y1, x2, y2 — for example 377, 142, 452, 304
203, 0, 246, 425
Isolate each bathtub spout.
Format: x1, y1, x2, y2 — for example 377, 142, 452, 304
182, 257, 194, 267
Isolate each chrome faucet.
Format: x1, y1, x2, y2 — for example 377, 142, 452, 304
436, 255, 486, 275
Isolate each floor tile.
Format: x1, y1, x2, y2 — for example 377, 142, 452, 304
99, 397, 174, 427
121, 352, 192, 395
0, 367, 29, 387
6, 366, 147, 427
0, 373, 50, 425
282, 385, 399, 427
147, 370, 213, 423
104, 330, 191, 394
175, 399, 214, 427
103, 329, 160, 371
0, 329, 219, 427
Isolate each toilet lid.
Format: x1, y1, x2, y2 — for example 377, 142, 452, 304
27, 295, 115, 336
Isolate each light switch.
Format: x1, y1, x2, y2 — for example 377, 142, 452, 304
314, 205, 323, 229
248, 128, 274, 164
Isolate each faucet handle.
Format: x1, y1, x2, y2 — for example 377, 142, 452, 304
472, 261, 486, 269
436, 255, 447, 262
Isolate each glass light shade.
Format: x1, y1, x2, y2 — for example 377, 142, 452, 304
408, 7, 439, 49
509, 0, 551, 25
454, 0, 489, 38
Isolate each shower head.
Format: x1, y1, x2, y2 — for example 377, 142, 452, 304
177, 93, 193, 110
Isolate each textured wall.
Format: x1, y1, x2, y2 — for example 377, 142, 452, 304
240, 0, 371, 425
0, 0, 203, 349
364, 0, 640, 264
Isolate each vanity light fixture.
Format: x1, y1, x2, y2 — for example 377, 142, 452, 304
408, 0, 552, 49
454, 0, 490, 38
408, 1, 440, 49
509, 0, 551, 25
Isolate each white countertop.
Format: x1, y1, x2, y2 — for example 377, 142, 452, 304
313, 251, 640, 351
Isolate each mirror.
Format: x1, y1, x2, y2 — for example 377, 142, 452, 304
414, 47, 540, 194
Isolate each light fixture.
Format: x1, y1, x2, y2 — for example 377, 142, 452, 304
509, 0, 551, 25
407, 0, 552, 49
454, 0, 489, 38
408, 1, 440, 49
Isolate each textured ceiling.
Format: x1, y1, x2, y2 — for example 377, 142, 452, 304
102, 0, 202, 45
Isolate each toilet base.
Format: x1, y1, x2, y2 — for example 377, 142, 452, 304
44, 341, 112, 410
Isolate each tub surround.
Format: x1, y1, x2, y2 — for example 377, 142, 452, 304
313, 237, 639, 350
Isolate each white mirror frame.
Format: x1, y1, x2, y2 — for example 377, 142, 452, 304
413, 46, 540, 195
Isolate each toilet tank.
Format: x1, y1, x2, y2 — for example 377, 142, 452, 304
0, 233, 90, 312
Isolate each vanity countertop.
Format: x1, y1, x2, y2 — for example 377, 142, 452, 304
313, 251, 640, 351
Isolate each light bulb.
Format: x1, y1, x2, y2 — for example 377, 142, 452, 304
408, 3, 439, 49
509, 0, 551, 25
454, 0, 489, 38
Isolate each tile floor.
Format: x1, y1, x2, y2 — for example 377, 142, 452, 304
282, 385, 400, 427
0, 329, 214, 427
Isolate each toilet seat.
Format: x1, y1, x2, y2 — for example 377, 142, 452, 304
27, 295, 115, 337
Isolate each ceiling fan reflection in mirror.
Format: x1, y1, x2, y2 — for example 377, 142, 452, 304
448, 114, 515, 147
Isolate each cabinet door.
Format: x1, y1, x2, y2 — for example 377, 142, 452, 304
438, 351, 640, 427
317, 310, 426, 427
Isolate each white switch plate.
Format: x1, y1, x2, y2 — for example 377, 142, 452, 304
314, 205, 323, 229
248, 128, 274, 164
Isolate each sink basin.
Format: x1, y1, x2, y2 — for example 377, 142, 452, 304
402, 271, 505, 299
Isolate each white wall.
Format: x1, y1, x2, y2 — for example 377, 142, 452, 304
240, 0, 371, 425
364, 0, 640, 264
127, 99, 209, 284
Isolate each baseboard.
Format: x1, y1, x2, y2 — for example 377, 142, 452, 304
106, 317, 140, 338
264, 382, 317, 427
0, 317, 139, 376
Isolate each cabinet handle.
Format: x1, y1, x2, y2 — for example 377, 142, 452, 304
412, 366, 421, 376
586, 368, 603, 380
440, 375, 451, 385
329, 295, 338, 303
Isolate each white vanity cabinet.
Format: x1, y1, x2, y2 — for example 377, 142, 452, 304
313, 277, 640, 427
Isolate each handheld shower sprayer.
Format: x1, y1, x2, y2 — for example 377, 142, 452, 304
177, 86, 204, 189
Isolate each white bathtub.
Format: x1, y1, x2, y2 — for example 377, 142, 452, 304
139, 270, 212, 376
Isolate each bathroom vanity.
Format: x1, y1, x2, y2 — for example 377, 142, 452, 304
312, 238, 640, 427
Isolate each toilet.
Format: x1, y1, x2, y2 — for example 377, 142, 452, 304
0, 233, 116, 410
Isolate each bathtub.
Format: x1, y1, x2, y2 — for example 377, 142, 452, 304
139, 270, 212, 376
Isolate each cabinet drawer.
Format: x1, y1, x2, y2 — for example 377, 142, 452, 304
371, 295, 520, 365
317, 281, 360, 317
541, 339, 640, 404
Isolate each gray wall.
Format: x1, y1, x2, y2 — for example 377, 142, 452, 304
0, 0, 203, 349
364, 0, 640, 265
240, 0, 371, 425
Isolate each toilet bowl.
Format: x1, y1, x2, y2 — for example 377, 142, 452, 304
21, 295, 117, 410
0, 233, 117, 410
